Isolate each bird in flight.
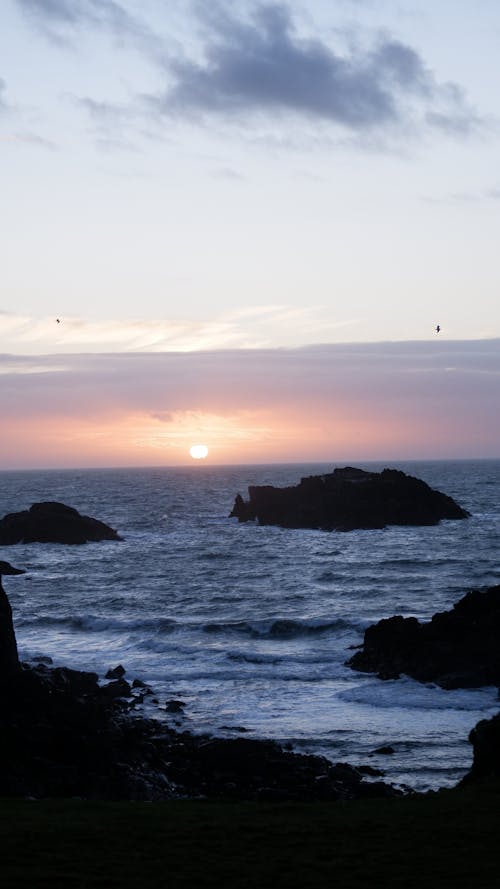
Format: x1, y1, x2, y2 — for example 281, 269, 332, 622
435, 324, 441, 333
56, 318, 61, 324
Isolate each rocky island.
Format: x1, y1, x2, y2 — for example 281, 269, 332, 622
0, 501, 122, 545
230, 466, 469, 531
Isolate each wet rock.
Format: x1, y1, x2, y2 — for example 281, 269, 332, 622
348, 584, 500, 688
373, 746, 396, 755
165, 700, 186, 713
99, 678, 132, 699
230, 467, 468, 532
357, 764, 385, 776
219, 725, 249, 733
106, 665, 126, 680
0, 501, 122, 545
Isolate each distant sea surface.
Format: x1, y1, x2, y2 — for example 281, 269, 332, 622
1, 460, 499, 791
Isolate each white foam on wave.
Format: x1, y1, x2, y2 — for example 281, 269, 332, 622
338, 676, 500, 712
17, 613, 179, 633
201, 615, 364, 638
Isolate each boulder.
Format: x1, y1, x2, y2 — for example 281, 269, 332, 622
165, 700, 186, 713
99, 678, 132, 699
106, 664, 126, 680
348, 585, 500, 688
230, 467, 468, 531
0, 501, 123, 545
462, 712, 500, 782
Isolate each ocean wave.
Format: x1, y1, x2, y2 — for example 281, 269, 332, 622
226, 651, 282, 665
197, 551, 232, 562
202, 616, 359, 639
225, 649, 345, 668
16, 614, 178, 633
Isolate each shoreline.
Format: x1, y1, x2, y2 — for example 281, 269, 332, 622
3, 658, 500, 887
1, 658, 401, 803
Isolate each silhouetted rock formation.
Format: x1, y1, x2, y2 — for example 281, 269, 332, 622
348, 585, 500, 688
230, 467, 469, 531
0, 501, 122, 545
0, 561, 25, 675
462, 712, 500, 783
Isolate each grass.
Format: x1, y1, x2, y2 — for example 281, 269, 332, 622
1, 782, 500, 889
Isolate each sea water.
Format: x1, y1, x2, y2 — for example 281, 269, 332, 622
1, 459, 499, 791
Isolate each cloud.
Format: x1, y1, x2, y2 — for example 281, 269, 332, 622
0, 340, 499, 466
152, 2, 477, 137
15, 2, 478, 145
15, 0, 164, 57
0, 131, 57, 149
425, 184, 500, 204
0, 78, 7, 112
17, 0, 137, 32
0, 307, 358, 354
1, 337, 499, 421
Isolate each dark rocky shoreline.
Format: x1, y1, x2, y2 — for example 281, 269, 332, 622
0, 555, 399, 802
4, 650, 499, 802
0, 660, 399, 802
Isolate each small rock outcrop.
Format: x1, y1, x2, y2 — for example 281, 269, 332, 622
462, 712, 500, 783
348, 585, 500, 688
230, 467, 468, 532
0, 501, 122, 545
0, 561, 25, 675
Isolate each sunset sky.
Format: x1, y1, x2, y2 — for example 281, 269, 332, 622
1, 1, 500, 467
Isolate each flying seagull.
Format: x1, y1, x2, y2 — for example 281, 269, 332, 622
435, 325, 441, 333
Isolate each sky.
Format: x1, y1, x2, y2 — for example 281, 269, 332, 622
1, 0, 500, 468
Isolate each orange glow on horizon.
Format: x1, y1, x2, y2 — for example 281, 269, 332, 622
0, 400, 485, 470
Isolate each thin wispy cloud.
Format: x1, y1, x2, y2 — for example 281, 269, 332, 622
0, 78, 7, 113
14, 0, 164, 57
426, 184, 500, 204
0, 131, 57, 148
0, 307, 354, 354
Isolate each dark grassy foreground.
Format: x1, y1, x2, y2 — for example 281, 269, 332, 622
1, 782, 500, 889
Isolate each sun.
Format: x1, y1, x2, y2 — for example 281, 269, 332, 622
189, 444, 209, 460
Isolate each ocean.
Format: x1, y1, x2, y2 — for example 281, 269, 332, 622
1, 459, 499, 792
